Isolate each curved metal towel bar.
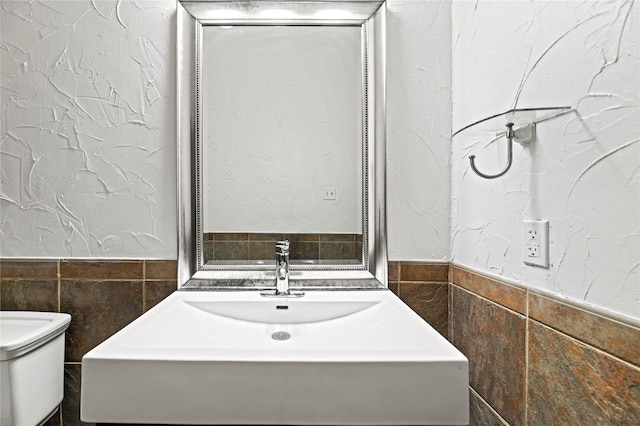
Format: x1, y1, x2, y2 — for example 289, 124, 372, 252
469, 122, 514, 179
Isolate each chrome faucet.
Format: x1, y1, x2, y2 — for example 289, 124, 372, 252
275, 240, 290, 295
260, 240, 304, 297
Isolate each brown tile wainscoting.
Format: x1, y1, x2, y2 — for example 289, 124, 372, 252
0, 259, 178, 426
450, 264, 640, 425
203, 232, 363, 263
388, 261, 450, 339
2, 259, 638, 425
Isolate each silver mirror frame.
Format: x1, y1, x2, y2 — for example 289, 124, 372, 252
177, 0, 387, 288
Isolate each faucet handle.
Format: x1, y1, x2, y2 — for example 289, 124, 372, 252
276, 240, 290, 254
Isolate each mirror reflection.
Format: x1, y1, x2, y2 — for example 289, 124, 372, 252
200, 25, 363, 264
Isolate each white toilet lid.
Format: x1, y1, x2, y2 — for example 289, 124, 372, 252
0, 312, 71, 360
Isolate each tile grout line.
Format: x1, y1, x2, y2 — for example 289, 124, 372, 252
447, 277, 455, 346
58, 259, 63, 426
530, 318, 640, 370
527, 316, 640, 367
142, 260, 147, 313
57, 259, 61, 313
533, 292, 640, 332
397, 263, 401, 298
469, 387, 511, 426
452, 284, 527, 318
449, 281, 454, 343
448, 265, 453, 343
524, 288, 529, 426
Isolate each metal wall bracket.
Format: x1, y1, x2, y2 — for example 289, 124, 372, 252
513, 123, 536, 145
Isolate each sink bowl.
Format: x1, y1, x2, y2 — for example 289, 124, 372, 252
81, 290, 468, 425
186, 299, 378, 324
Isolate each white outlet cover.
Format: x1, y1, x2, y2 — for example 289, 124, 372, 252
523, 220, 549, 268
323, 187, 336, 200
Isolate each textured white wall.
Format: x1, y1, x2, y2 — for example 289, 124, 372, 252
1, 0, 177, 258
1, 0, 451, 259
2, 0, 634, 319
386, 0, 452, 261
451, 0, 639, 319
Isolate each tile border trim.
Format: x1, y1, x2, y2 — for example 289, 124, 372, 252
450, 262, 640, 329
450, 263, 640, 369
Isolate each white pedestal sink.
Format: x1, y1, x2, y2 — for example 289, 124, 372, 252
81, 290, 468, 425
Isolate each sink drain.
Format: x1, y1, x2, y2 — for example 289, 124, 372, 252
271, 331, 291, 341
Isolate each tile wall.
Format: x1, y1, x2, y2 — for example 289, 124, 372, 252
0, 259, 177, 426
203, 233, 362, 263
450, 265, 640, 425
387, 261, 449, 339
1, 260, 638, 425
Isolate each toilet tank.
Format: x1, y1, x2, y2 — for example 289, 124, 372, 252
0, 312, 71, 426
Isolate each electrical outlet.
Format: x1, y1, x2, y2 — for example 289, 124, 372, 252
523, 220, 549, 268
322, 187, 336, 200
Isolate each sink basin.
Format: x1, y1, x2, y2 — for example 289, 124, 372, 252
186, 300, 378, 324
81, 290, 468, 425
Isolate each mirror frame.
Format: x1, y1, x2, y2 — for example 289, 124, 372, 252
177, 0, 387, 288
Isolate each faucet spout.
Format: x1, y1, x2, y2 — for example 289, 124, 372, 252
260, 240, 304, 298
275, 240, 290, 295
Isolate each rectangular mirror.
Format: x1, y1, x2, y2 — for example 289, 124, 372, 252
177, 0, 386, 288
202, 25, 363, 264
